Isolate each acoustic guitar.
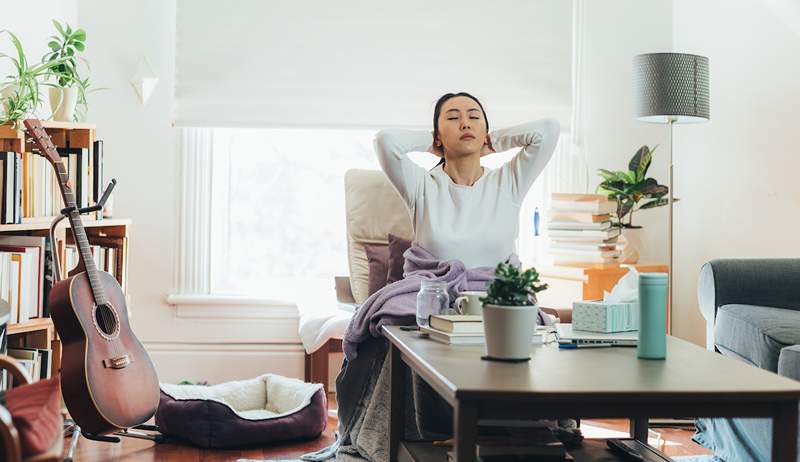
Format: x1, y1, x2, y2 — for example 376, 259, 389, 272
23, 119, 159, 435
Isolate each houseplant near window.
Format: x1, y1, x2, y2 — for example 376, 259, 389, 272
43, 20, 90, 122
0, 30, 64, 126
480, 262, 548, 361
596, 145, 670, 264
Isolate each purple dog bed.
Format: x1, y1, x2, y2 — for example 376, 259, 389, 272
155, 374, 327, 448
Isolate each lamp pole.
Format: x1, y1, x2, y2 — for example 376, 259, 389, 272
667, 116, 675, 335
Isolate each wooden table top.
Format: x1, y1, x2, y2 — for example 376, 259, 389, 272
383, 326, 800, 403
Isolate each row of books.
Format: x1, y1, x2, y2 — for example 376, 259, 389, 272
0, 235, 126, 325
7, 346, 52, 381
0, 235, 51, 324
1, 140, 104, 224
547, 193, 621, 266
64, 236, 128, 287
422, 315, 547, 345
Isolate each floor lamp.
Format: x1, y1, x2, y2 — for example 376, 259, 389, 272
633, 53, 710, 334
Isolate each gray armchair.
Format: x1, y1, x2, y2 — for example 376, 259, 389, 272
696, 258, 800, 460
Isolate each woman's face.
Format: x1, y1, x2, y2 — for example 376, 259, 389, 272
436, 96, 488, 158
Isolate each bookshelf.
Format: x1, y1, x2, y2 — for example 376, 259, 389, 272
0, 121, 131, 381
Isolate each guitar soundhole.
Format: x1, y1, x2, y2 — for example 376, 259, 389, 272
94, 303, 120, 339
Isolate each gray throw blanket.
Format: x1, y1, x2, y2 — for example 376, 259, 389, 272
302, 245, 564, 462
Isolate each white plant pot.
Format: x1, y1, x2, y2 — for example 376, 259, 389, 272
49, 86, 78, 122
482, 304, 537, 361
619, 227, 643, 264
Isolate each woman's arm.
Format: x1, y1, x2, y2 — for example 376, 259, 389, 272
491, 119, 561, 203
374, 129, 432, 207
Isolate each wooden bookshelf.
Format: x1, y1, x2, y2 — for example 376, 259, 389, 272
1, 120, 130, 381
0, 120, 96, 154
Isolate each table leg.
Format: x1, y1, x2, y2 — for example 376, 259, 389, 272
772, 400, 798, 461
454, 401, 478, 462
630, 417, 649, 443
389, 343, 406, 462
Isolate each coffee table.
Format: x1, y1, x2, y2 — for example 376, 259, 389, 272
384, 326, 800, 462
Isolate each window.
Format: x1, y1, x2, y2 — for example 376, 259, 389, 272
202, 127, 576, 301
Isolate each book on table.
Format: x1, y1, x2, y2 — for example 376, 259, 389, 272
446, 426, 567, 461
421, 325, 547, 346
548, 211, 610, 223
429, 314, 484, 334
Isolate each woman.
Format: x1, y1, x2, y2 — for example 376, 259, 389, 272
374, 92, 560, 267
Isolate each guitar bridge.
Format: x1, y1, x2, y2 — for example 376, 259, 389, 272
103, 355, 132, 369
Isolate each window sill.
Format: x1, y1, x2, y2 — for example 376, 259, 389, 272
165, 293, 299, 320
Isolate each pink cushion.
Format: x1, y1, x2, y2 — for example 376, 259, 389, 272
387, 234, 412, 284
5, 376, 61, 457
364, 244, 390, 296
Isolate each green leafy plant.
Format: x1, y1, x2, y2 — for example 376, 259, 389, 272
596, 145, 670, 229
0, 30, 65, 126
43, 20, 93, 121
481, 262, 548, 307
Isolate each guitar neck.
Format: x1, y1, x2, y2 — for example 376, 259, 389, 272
53, 158, 107, 306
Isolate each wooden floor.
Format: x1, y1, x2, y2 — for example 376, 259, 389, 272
65, 395, 711, 461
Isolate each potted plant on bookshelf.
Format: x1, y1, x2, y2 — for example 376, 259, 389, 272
480, 262, 548, 361
43, 21, 93, 122
596, 145, 670, 264
0, 31, 64, 126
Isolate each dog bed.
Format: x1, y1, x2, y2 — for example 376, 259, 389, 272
155, 374, 327, 448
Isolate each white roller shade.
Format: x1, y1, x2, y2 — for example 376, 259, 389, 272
175, 0, 572, 129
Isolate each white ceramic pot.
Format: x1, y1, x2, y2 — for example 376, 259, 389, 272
619, 227, 643, 264
482, 304, 537, 360
49, 86, 78, 122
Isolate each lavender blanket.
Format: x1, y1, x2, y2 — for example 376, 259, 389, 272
343, 244, 516, 360
301, 245, 557, 461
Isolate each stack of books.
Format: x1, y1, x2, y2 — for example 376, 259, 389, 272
421, 315, 547, 345
547, 193, 621, 267
447, 427, 569, 461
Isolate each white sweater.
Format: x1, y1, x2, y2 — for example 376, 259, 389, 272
374, 119, 560, 268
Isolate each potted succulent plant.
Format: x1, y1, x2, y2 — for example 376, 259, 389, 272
480, 262, 548, 361
0, 30, 64, 126
596, 145, 670, 264
43, 20, 91, 121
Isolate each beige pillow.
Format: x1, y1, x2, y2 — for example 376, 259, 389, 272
344, 169, 413, 304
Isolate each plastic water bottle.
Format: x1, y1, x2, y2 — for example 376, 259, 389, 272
416, 280, 450, 327
638, 272, 668, 359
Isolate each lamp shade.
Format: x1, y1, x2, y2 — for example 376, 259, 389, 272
634, 53, 710, 124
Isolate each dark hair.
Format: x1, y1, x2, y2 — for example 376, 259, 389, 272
432, 92, 489, 168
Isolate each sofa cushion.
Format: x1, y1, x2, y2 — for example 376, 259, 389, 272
778, 345, 800, 382
387, 233, 412, 284
364, 244, 389, 296
715, 304, 800, 372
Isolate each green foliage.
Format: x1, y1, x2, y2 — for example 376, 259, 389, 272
481, 262, 548, 307
596, 145, 671, 228
43, 20, 94, 121
0, 30, 65, 125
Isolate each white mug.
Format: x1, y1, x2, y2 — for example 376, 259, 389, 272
454, 291, 487, 315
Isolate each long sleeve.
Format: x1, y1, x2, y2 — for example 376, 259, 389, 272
491, 118, 561, 203
373, 129, 432, 208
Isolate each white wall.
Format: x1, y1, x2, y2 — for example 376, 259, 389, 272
77, 0, 304, 384
672, 0, 800, 345
581, 1, 672, 266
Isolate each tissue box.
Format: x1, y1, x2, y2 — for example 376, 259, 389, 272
572, 300, 638, 333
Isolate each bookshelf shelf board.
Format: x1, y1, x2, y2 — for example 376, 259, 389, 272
0, 217, 131, 232
7, 317, 53, 335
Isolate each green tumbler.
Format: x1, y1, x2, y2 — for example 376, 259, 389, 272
638, 272, 668, 359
